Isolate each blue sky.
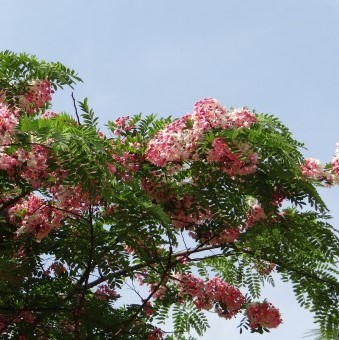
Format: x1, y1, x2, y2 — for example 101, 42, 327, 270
2, 1, 339, 339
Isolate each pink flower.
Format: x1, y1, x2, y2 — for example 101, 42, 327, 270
0, 153, 19, 172
95, 284, 118, 301
175, 274, 245, 318
245, 202, 266, 228
176, 273, 211, 310
0, 103, 19, 144
217, 227, 241, 243
107, 164, 117, 174
148, 327, 164, 340
19, 80, 54, 114
301, 158, 324, 179
8, 194, 64, 241
246, 301, 282, 329
112, 116, 134, 135
146, 98, 257, 168
205, 277, 245, 318
19, 145, 49, 187
143, 301, 155, 316
331, 144, 339, 175
41, 111, 58, 119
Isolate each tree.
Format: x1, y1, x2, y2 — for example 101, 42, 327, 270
0, 51, 338, 339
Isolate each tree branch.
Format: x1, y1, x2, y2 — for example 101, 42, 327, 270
71, 92, 81, 125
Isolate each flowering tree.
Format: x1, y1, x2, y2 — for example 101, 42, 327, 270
0, 51, 338, 339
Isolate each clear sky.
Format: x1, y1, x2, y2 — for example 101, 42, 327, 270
2, 1, 338, 339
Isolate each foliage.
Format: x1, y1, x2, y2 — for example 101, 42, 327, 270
0, 51, 338, 339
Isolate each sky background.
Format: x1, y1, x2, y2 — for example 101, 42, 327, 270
2, 0, 339, 339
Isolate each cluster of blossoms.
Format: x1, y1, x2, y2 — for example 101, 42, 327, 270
95, 284, 118, 301
0, 152, 18, 175
18, 80, 54, 114
8, 195, 64, 241
170, 200, 212, 230
0, 144, 49, 187
111, 116, 134, 135
44, 262, 67, 276
331, 143, 339, 176
246, 301, 282, 329
245, 201, 266, 228
255, 261, 276, 276
112, 151, 141, 172
148, 327, 164, 340
49, 183, 91, 214
170, 208, 212, 230
0, 81, 53, 187
301, 158, 327, 180
301, 144, 339, 185
0, 102, 19, 144
151, 274, 281, 327
206, 137, 258, 176
19, 145, 49, 188
141, 177, 171, 203
143, 301, 155, 317
175, 274, 245, 318
7, 182, 92, 240
199, 226, 241, 245
0, 310, 36, 334
205, 277, 246, 318
146, 98, 257, 171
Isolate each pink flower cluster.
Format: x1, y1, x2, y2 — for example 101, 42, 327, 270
206, 137, 257, 176
0, 144, 49, 186
0, 315, 5, 333
201, 226, 241, 245
246, 301, 282, 329
44, 262, 67, 276
0, 93, 52, 187
49, 184, 91, 214
245, 202, 266, 228
8, 195, 64, 241
0, 310, 36, 334
113, 152, 141, 172
95, 284, 118, 301
205, 277, 246, 318
112, 116, 134, 135
148, 327, 164, 340
19, 80, 54, 114
7, 182, 91, 240
0, 103, 19, 144
19, 145, 49, 188
41, 111, 58, 119
0, 153, 19, 174
15, 310, 36, 324
141, 177, 171, 203
176, 274, 245, 319
255, 261, 276, 276
170, 196, 212, 229
331, 143, 339, 176
301, 158, 324, 180
171, 207, 212, 229
301, 155, 339, 186
146, 98, 257, 168
143, 301, 155, 316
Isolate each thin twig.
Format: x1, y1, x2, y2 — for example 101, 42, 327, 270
71, 92, 81, 125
